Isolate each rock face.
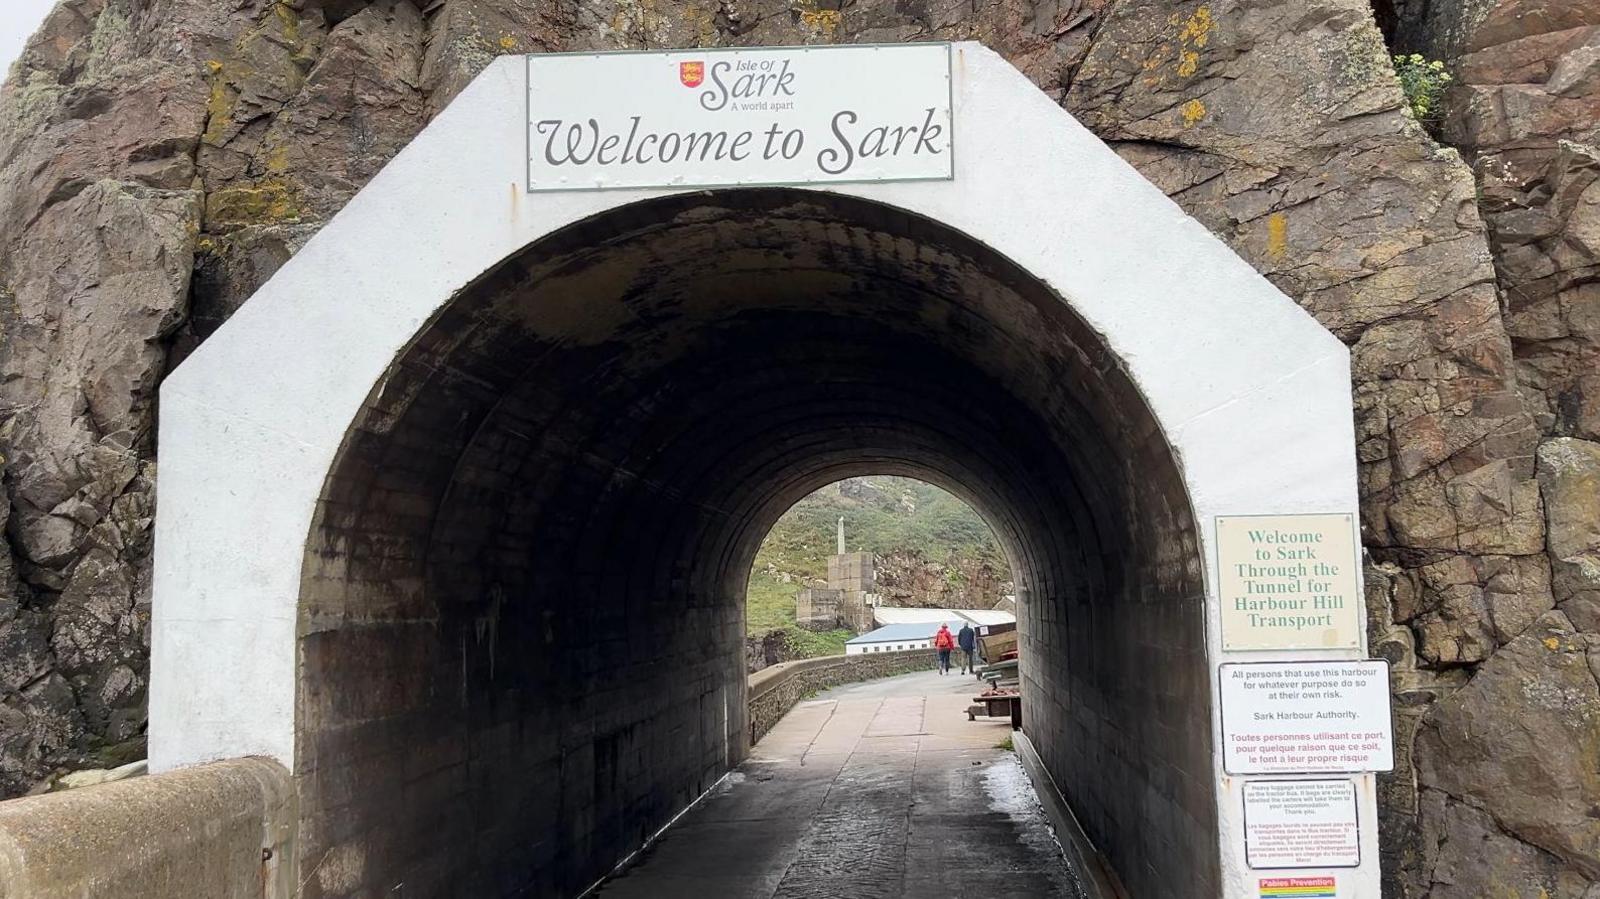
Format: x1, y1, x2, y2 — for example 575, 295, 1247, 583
0, 0, 425, 795
1417, 612, 1600, 881
0, 1, 1594, 896
744, 629, 797, 673
1540, 438, 1600, 610
873, 549, 1011, 609
1377, 2, 1600, 893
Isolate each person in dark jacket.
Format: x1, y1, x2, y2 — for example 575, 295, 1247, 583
957, 623, 977, 674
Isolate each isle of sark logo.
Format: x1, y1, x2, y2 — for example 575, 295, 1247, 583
679, 61, 705, 88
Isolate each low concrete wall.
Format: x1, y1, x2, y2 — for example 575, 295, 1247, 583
0, 757, 294, 899
747, 649, 939, 745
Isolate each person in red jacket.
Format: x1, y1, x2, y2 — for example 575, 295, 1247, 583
933, 623, 956, 675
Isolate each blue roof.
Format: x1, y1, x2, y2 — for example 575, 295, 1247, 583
846, 622, 945, 645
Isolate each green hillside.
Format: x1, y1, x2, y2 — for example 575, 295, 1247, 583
745, 477, 1007, 654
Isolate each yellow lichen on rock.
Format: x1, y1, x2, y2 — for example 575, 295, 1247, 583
273, 0, 301, 45
797, 2, 842, 40
1149, 5, 1211, 84
1266, 212, 1288, 259
202, 70, 235, 145
1179, 98, 1206, 126
200, 4, 314, 148
606, 0, 678, 45
682, 5, 718, 45
263, 144, 291, 175
204, 179, 303, 228
1178, 6, 1213, 48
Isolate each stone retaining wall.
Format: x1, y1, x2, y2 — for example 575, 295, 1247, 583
0, 757, 294, 899
747, 650, 939, 745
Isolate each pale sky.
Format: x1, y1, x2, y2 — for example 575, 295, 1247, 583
1, 0, 57, 82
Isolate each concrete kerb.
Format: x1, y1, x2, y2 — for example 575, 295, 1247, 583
0, 757, 295, 899
1013, 729, 1127, 899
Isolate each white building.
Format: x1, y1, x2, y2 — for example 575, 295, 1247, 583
844, 623, 942, 655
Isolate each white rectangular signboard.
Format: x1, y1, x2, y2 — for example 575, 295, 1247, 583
1243, 780, 1361, 869
525, 45, 953, 192
1220, 660, 1393, 774
1216, 513, 1363, 651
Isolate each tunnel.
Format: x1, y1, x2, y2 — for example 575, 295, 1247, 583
291, 189, 1214, 898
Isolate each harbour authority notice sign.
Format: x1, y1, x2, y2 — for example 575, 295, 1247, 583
1217, 514, 1362, 650
525, 45, 953, 191
1219, 660, 1394, 774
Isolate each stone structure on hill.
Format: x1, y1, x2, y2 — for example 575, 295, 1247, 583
797, 518, 876, 631
0, 0, 1595, 894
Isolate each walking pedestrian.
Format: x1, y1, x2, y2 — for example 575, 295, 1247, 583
933, 623, 955, 675
957, 622, 977, 675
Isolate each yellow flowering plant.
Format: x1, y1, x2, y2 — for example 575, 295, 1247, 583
1394, 53, 1453, 123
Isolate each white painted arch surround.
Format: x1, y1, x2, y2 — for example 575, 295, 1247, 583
151, 43, 1375, 897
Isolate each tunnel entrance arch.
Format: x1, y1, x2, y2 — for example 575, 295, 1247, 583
151, 44, 1369, 899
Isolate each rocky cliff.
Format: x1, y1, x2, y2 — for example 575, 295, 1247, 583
872, 548, 1011, 610
0, 1, 1595, 894
743, 476, 1009, 671
748, 476, 1010, 615
1377, 3, 1600, 894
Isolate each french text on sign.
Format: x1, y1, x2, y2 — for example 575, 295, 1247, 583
1216, 513, 1362, 651
1243, 780, 1360, 869
1220, 660, 1394, 775
526, 45, 953, 191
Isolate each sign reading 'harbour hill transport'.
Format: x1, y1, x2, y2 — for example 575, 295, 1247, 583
525, 44, 953, 192
1217, 514, 1363, 651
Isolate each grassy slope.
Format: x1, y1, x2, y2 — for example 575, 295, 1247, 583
744, 477, 1004, 658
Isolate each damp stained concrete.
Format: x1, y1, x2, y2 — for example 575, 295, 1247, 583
593, 669, 1086, 899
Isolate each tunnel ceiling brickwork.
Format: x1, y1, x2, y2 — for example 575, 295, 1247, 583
296, 190, 1213, 898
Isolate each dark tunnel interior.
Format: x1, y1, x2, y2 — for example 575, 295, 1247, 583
294, 189, 1215, 899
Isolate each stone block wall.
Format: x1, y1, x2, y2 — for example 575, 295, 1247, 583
296, 308, 749, 899
1019, 407, 1216, 899
795, 587, 843, 629
825, 553, 877, 630
827, 552, 875, 593
747, 650, 939, 745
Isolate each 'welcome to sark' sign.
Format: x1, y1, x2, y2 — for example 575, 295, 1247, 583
525, 44, 953, 192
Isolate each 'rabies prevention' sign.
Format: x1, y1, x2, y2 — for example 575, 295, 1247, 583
525, 45, 953, 191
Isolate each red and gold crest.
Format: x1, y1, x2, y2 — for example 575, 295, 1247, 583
679, 61, 705, 88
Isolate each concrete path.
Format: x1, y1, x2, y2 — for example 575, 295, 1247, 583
593, 669, 1085, 899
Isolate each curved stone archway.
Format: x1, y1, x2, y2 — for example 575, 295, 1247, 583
151, 44, 1368, 898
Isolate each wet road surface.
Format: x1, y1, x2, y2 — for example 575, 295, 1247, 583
593, 669, 1085, 899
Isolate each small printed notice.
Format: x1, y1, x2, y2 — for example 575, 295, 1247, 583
1259, 876, 1337, 898
1243, 780, 1360, 869
1217, 514, 1362, 651
1220, 660, 1394, 774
